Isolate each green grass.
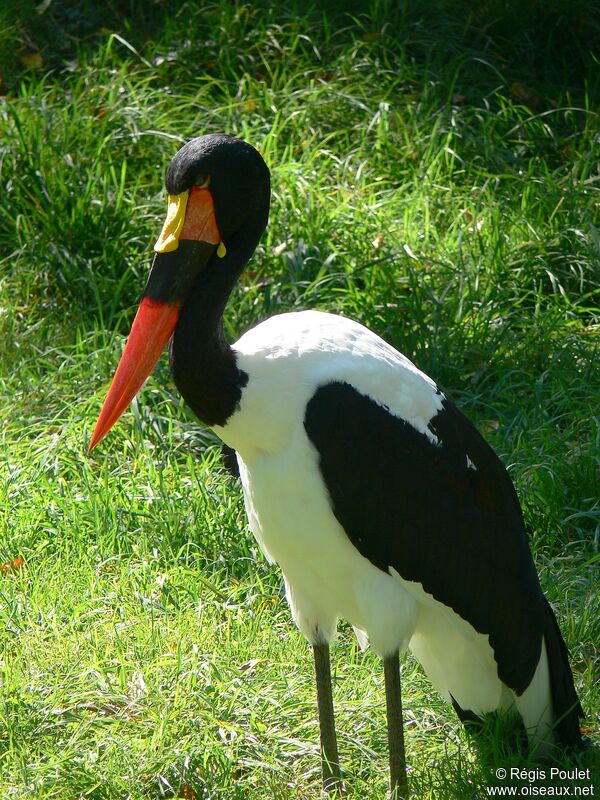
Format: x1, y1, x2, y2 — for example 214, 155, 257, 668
1, 1, 599, 797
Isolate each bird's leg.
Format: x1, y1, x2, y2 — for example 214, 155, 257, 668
383, 651, 409, 799
313, 642, 344, 795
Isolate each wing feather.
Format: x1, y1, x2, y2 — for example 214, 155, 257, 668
304, 381, 545, 694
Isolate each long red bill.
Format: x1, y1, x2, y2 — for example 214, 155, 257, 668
89, 298, 180, 450
90, 184, 222, 451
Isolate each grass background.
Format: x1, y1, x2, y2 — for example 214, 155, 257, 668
0, 0, 599, 797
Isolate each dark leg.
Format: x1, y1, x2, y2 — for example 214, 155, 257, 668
383, 652, 409, 799
313, 643, 344, 795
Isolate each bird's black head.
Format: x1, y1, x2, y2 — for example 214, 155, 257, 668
165, 133, 270, 243
89, 133, 270, 449
146, 133, 271, 302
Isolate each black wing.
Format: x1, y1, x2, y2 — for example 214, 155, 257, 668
304, 381, 545, 695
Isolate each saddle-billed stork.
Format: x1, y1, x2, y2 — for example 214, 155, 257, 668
89, 134, 582, 798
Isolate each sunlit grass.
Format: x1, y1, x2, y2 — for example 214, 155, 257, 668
0, 1, 598, 797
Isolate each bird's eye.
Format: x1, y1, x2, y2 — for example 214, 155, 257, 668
194, 174, 211, 188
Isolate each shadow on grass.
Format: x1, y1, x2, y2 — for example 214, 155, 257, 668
3, 0, 599, 104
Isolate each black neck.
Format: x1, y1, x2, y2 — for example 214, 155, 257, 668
169, 244, 250, 428
169, 168, 270, 429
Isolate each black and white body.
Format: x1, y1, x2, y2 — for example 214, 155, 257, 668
90, 134, 582, 798
223, 309, 563, 737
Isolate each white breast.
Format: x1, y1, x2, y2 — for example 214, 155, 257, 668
216, 310, 444, 458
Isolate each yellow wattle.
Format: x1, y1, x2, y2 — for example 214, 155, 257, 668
153, 192, 189, 253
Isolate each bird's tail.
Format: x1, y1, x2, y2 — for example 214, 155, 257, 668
543, 598, 583, 747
